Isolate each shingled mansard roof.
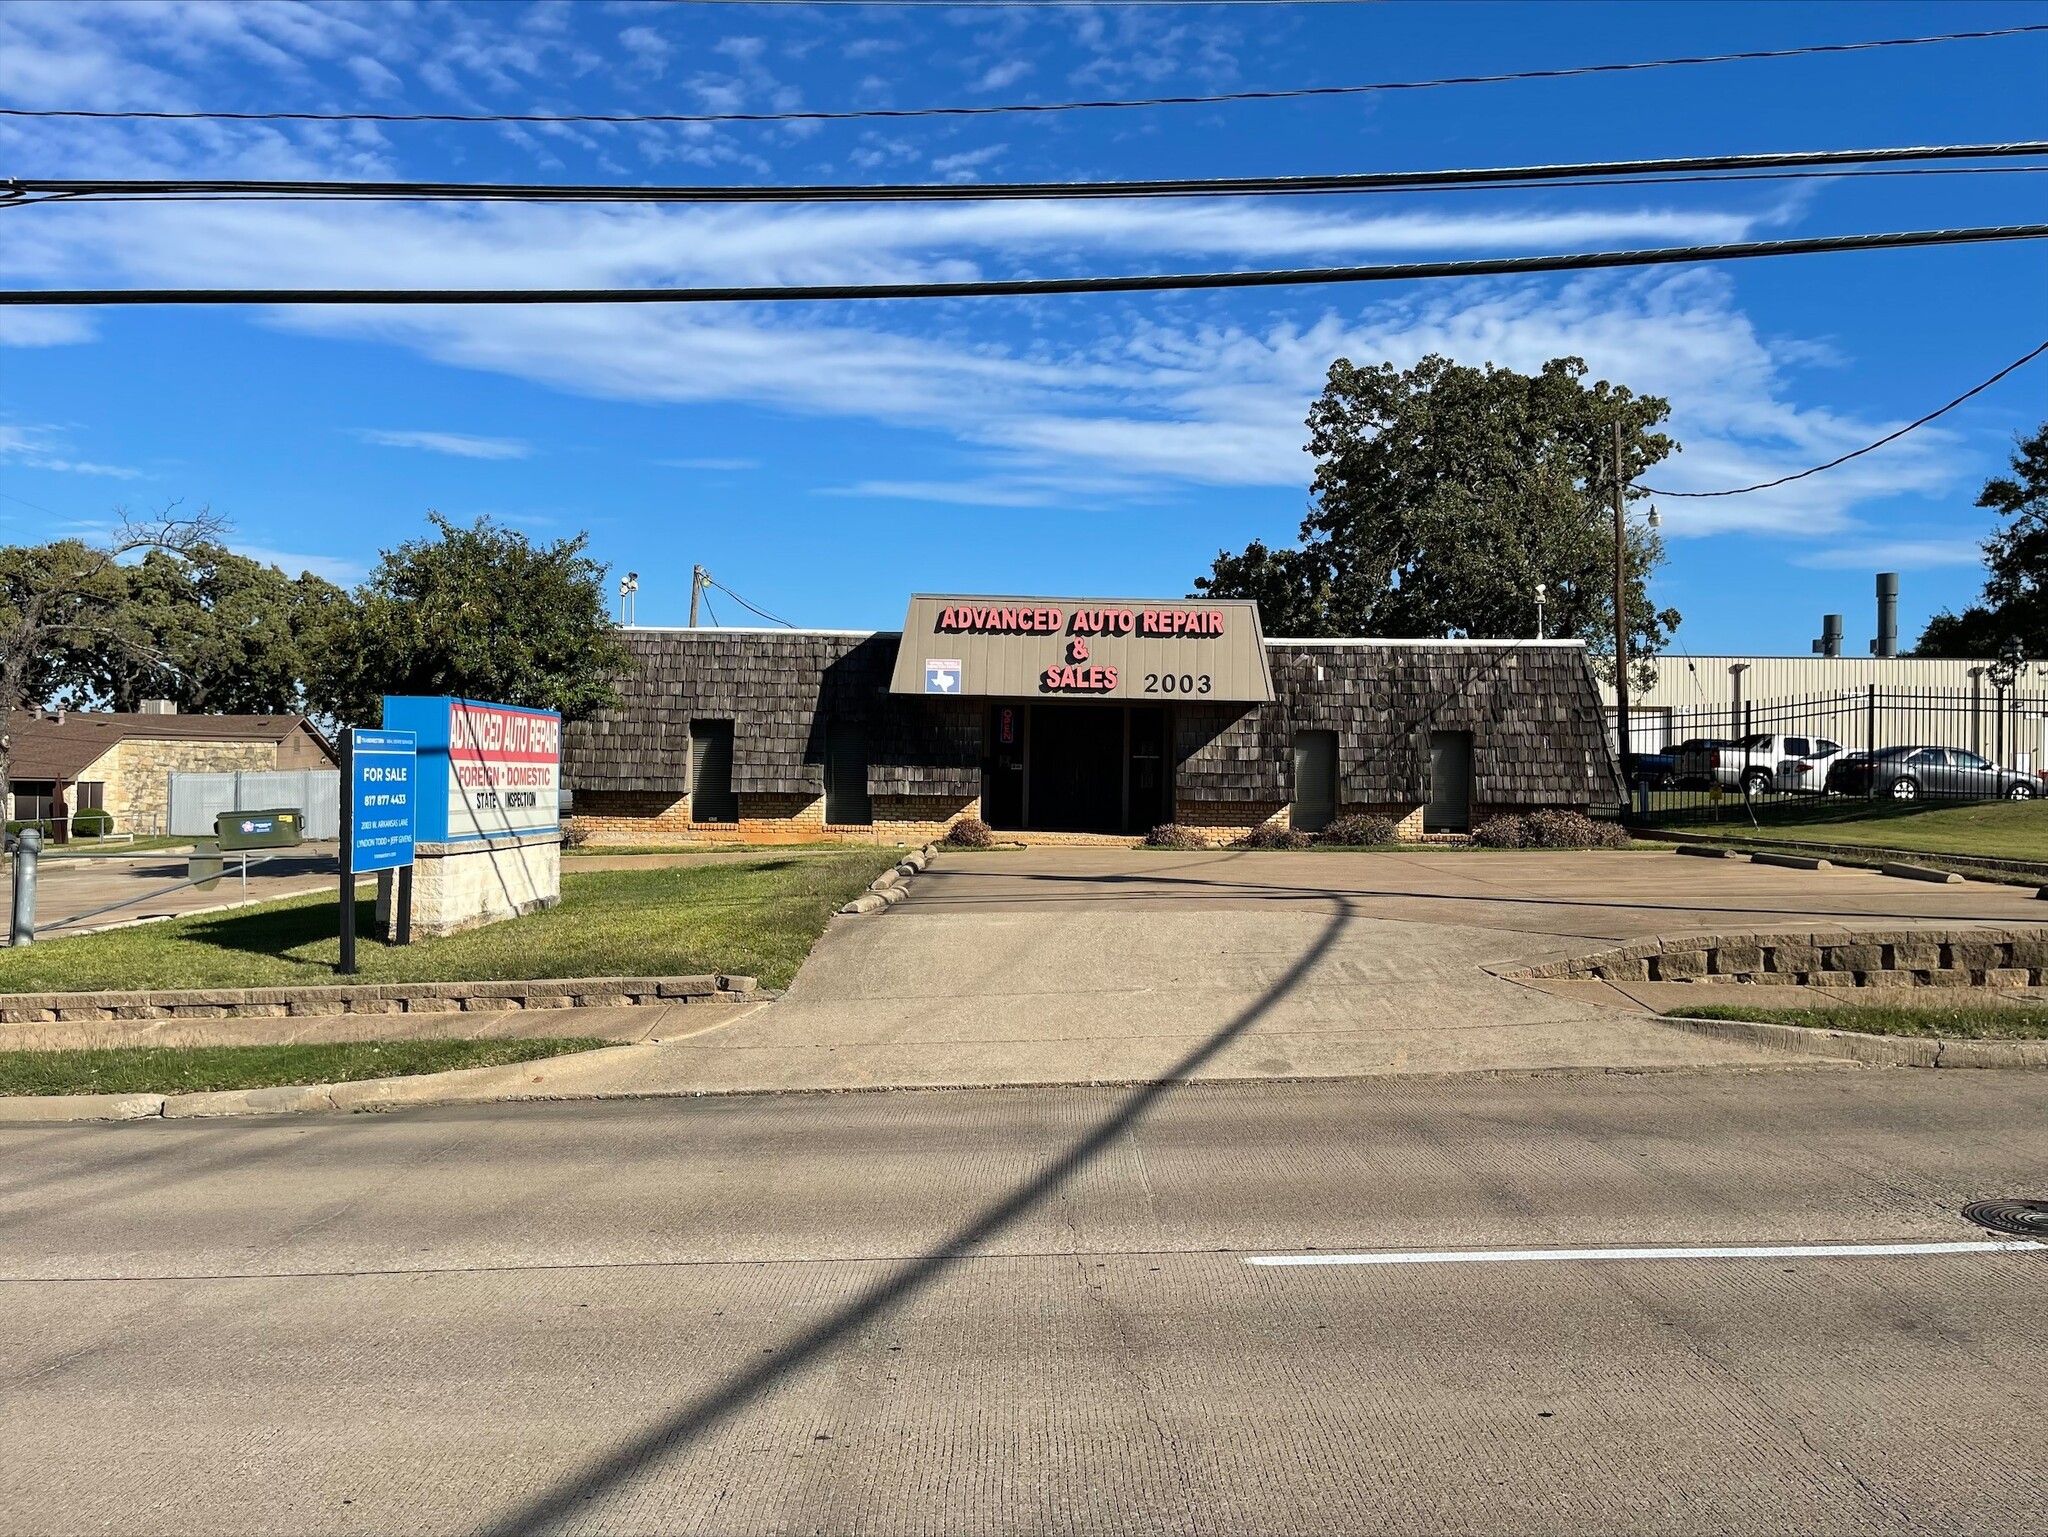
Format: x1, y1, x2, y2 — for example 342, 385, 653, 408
2, 711, 333, 782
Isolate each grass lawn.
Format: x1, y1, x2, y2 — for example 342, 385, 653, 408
0, 850, 896, 995
0, 1038, 609, 1096
1679, 1000, 2048, 1039
1651, 798, 2048, 862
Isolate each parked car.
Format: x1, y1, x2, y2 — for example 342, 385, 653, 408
1825, 746, 2039, 801
1672, 733, 1848, 796
1636, 737, 1735, 789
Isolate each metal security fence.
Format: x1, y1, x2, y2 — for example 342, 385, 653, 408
167, 769, 340, 839
1620, 686, 2048, 826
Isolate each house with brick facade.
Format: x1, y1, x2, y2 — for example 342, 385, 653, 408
4, 703, 336, 839
563, 594, 1620, 847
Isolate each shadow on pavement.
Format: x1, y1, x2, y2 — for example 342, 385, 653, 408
477, 902, 1355, 1536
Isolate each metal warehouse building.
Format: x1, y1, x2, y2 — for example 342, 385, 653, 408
562, 594, 1620, 845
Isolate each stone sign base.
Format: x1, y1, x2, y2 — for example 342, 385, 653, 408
376, 830, 561, 940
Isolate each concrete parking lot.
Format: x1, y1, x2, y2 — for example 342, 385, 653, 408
19, 844, 347, 937
505, 846, 2048, 1098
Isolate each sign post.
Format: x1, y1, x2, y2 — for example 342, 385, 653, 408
341, 727, 418, 976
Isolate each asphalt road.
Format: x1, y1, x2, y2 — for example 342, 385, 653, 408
3, 1070, 2044, 1535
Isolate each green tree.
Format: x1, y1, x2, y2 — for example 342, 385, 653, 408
309, 514, 631, 726
52, 544, 346, 715
1196, 354, 1681, 686
0, 508, 227, 825
1916, 420, 2048, 658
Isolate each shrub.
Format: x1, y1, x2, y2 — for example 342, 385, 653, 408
944, 816, 995, 849
1317, 813, 1397, 847
1522, 809, 1628, 849
1142, 823, 1208, 850
560, 823, 590, 850
1232, 824, 1314, 850
1472, 814, 1528, 848
69, 808, 115, 838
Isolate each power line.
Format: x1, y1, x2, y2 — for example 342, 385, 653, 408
4, 24, 2042, 130
5, 224, 2044, 307
1642, 339, 2048, 499
709, 579, 796, 627
13, 163, 2048, 212
11, 141, 2047, 208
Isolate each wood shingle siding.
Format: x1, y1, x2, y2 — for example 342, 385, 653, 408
562, 630, 1618, 812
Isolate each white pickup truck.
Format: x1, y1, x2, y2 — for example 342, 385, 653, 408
1673, 732, 1847, 796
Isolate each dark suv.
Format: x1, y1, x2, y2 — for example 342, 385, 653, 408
1825, 746, 2038, 801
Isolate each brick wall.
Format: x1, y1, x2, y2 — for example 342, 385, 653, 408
571, 788, 979, 847
1334, 802, 1428, 841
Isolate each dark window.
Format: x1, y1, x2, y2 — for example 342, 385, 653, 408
824, 719, 872, 826
690, 720, 738, 823
1907, 748, 1946, 766
10, 781, 55, 822
1783, 737, 1811, 757
74, 781, 105, 811
1291, 730, 1337, 833
1816, 740, 1841, 756
1954, 750, 1991, 771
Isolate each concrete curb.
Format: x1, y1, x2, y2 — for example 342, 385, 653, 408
0, 973, 760, 1024
1882, 862, 1965, 885
838, 841, 939, 915
1750, 851, 1832, 871
1651, 1013, 2048, 1069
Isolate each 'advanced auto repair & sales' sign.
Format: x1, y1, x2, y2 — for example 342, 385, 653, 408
380, 695, 562, 844
888, 595, 1274, 702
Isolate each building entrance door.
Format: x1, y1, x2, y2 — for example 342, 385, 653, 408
1029, 704, 1125, 832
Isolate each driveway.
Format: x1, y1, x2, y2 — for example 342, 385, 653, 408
547, 847, 2048, 1096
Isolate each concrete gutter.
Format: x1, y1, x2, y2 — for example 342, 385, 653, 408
1652, 1013, 2048, 1069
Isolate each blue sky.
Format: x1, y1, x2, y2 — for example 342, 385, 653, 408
2, 0, 2046, 653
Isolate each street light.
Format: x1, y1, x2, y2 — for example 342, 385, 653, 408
1534, 582, 1547, 640
618, 571, 640, 627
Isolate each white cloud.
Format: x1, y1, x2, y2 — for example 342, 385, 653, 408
974, 59, 1033, 92
0, 423, 142, 478
1794, 539, 1988, 571
353, 429, 532, 460
930, 144, 1007, 182
0, 310, 97, 347
234, 544, 366, 585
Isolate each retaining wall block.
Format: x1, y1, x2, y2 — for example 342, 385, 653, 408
2007, 934, 2048, 969
1712, 942, 1763, 976
1984, 968, 2032, 988
1749, 971, 1800, 985
717, 974, 758, 993
1656, 949, 1706, 982
575, 993, 632, 1009
168, 1004, 230, 1019
55, 1007, 110, 1022
350, 999, 401, 1015
460, 997, 521, 1011
1859, 970, 1912, 988
1891, 938, 1944, 971
1763, 939, 1816, 975
1824, 944, 1883, 974
1592, 957, 1649, 983
401, 998, 461, 1014
1949, 940, 2009, 973
658, 978, 719, 997
1922, 969, 1973, 988
525, 996, 573, 1009
1807, 971, 1856, 988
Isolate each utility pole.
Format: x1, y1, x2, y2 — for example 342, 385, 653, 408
688, 564, 706, 627
1611, 419, 1631, 815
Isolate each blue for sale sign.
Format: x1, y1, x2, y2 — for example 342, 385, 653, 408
349, 728, 417, 873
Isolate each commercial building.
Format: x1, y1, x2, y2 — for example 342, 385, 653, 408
563, 594, 1618, 845
3, 703, 337, 838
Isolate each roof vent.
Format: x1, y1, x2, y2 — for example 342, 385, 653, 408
138, 698, 177, 715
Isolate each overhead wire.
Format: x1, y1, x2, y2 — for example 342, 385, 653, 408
3, 24, 2042, 129
709, 579, 796, 627
1641, 339, 2048, 499
7, 224, 2045, 306
10, 141, 2048, 208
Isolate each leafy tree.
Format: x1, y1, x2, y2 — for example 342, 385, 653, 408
1916, 420, 2048, 659
0, 507, 227, 826
51, 544, 346, 715
309, 514, 631, 726
1196, 354, 1682, 687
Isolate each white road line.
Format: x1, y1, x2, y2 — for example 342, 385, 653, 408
1247, 1240, 2046, 1268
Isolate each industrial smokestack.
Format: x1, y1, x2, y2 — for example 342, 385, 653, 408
1871, 573, 1899, 658
1812, 614, 1844, 658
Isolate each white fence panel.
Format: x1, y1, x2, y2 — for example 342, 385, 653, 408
167, 770, 340, 839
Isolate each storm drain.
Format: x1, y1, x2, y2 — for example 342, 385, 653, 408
1962, 1200, 2048, 1239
